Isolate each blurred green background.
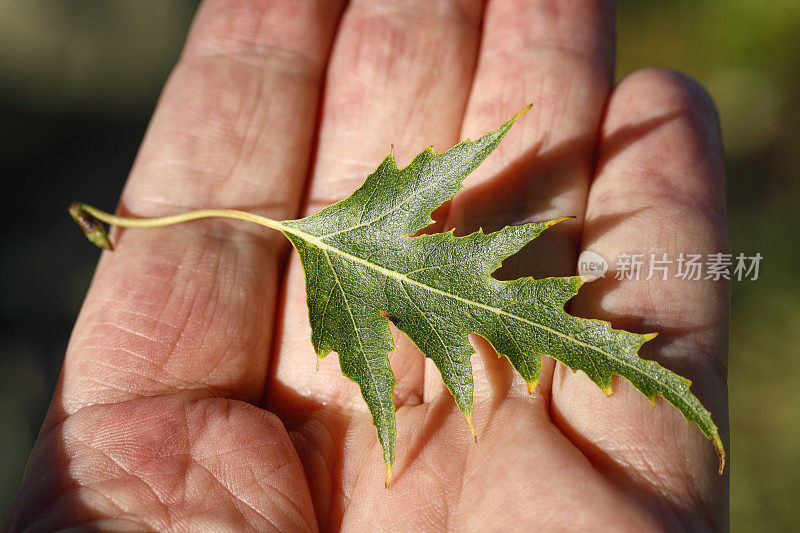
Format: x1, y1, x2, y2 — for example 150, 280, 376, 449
0, 0, 797, 529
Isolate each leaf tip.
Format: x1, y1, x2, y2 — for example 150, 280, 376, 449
715, 438, 726, 474
385, 465, 393, 489
526, 380, 537, 395
466, 414, 477, 443
642, 332, 659, 342
544, 215, 575, 228
514, 103, 533, 119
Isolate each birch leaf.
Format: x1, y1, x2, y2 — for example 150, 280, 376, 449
279, 108, 724, 481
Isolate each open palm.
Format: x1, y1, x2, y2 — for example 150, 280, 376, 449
5, 1, 729, 531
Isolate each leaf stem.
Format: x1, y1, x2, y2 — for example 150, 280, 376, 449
69, 202, 287, 249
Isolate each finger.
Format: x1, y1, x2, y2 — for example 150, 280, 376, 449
269, 1, 484, 519
271, 0, 484, 415
551, 69, 729, 527
427, 0, 616, 404
57, 0, 345, 421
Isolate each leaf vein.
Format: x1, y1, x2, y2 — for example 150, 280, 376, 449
323, 249, 387, 421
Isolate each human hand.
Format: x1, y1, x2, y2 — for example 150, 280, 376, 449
5, 0, 729, 530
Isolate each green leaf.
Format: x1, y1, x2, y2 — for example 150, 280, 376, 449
279, 107, 725, 481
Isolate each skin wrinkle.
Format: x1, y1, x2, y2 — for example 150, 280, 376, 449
445, 424, 469, 532
337, 443, 374, 529
85, 242, 251, 402
225, 68, 269, 196
325, 438, 348, 527
87, 343, 174, 378
44, 456, 165, 528
189, 459, 278, 530
362, 0, 481, 28
85, 321, 165, 346
606, 449, 713, 530
486, 40, 612, 67
29, 487, 138, 532
189, 399, 311, 530
249, 463, 315, 531
190, 253, 245, 384
91, 359, 173, 392
73, 377, 147, 406
590, 174, 727, 225
413, 458, 452, 529
25, 468, 123, 521
77, 440, 174, 530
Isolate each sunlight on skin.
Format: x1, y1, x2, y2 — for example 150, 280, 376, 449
5, 1, 728, 531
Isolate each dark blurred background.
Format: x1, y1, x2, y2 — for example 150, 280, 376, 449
1, 1, 798, 529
